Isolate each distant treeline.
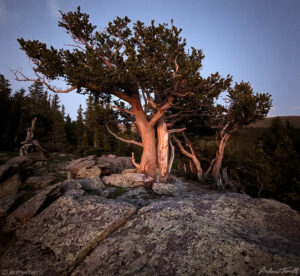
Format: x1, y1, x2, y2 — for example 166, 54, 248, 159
0, 74, 141, 157
0, 73, 299, 209
226, 118, 300, 209
249, 116, 300, 129
169, 116, 300, 210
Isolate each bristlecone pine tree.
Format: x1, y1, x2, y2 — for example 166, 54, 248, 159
14, 6, 270, 181
173, 81, 271, 187
207, 82, 271, 187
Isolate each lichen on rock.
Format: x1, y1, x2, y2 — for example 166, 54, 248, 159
0, 194, 136, 275
72, 193, 300, 276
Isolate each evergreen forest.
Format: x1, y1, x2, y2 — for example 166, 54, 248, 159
1, 73, 299, 210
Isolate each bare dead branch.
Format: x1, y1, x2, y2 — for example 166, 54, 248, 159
167, 111, 184, 120
64, 43, 85, 51
166, 114, 194, 128
99, 55, 115, 69
172, 56, 179, 79
131, 152, 140, 168
106, 124, 143, 147
173, 135, 203, 180
205, 158, 215, 177
12, 69, 77, 94
145, 90, 158, 110
113, 91, 135, 104
168, 128, 186, 134
168, 134, 175, 173
173, 135, 194, 160
113, 106, 134, 115
140, 89, 149, 113
108, 33, 123, 60
173, 91, 193, 97
149, 96, 174, 127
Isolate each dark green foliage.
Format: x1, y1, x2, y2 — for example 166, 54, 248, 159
75, 104, 86, 151
249, 116, 300, 129
27, 82, 53, 144
76, 95, 115, 155
0, 75, 12, 149
0, 74, 72, 152
226, 118, 300, 210
48, 94, 67, 150
209, 81, 272, 136
3, 7, 297, 209
0, 73, 135, 156
16, 6, 214, 109
262, 119, 300, 208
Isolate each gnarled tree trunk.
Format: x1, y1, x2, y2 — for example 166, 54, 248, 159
173, 135, 203, 181
108, 97, 179, 180
211, 134, 230, 185
131, 100, 158, 178
138, 126, 157, 178
20, 117, 48, 160
157, 119, 169, 181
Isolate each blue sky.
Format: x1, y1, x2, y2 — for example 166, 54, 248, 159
0, 0, 299, 119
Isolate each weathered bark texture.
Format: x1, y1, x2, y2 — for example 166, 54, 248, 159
157, 119, 169, 181
131, 100, 158, 178
167, 135, 175, 175
173, 135, 203, 181
19, 117, 48, 159
211, 134, 230, 187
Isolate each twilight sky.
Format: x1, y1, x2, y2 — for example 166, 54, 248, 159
0, 0, 299, 119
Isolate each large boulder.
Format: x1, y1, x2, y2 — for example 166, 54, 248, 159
0, 195, 136, 275
64, 156, 97, 175
24, 174, 57, 189
60, 179, 82, 192
122, 168, 137, 174
60, 179, 85, 197
0, 156, 33, 181
0, 174, 21, 198
76, 166, 101, 179
100, 186, 122, 198
118, 187, 149, 199
152, 182, 188, 196
78, 177, 105, 191
117, 187, 150, 208
2, 183, 61, 233
103, 173, 153, 188
0, 194, 20, 218
72, 193, 300, 276
63, 156, 134, 176
96, 156, 134, 174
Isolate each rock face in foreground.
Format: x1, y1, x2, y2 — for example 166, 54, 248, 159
2, 183, 61, 233
0, 195, 136, 275
73, 193, 300, 276
152, 181, 187, 196
103, 173, 153, 188
64, 155, 134, 177
0, 153, 299, 276
0, 156, 33, 182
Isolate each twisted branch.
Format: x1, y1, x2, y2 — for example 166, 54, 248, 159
106, 124, 143, 147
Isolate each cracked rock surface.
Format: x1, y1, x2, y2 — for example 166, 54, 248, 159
72, 193, 300, 276
0, 154, 299, 276
0, 195, 136, 275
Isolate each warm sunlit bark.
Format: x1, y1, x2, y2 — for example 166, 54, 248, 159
131, 99, 158, 178
211, 134, 230, 183
173, 135, 203, 181
157, 119, 169, 182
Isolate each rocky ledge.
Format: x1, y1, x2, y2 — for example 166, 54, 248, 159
0, 155, 299, 275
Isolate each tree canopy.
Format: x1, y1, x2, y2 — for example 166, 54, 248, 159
14, 6, 272, 180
